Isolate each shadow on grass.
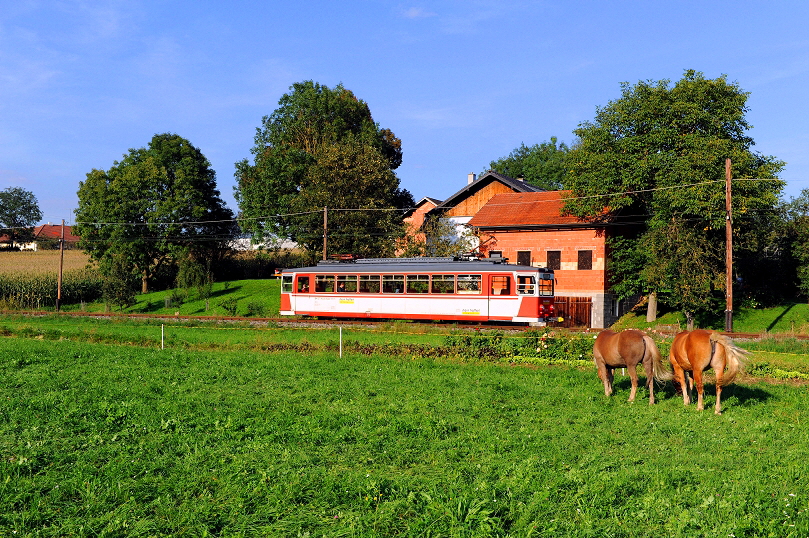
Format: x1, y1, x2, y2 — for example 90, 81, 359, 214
766, 303, 796, 332
209, 285, 242, 299
611, 377, 773, 406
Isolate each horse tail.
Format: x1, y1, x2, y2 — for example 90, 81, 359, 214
643, 334, 672, 381
709, 332, 750, 386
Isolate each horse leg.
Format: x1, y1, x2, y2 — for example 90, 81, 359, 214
593, 351, 612, 397
643, 361, 655, 405
594, 357, 611, 396
671, 362, 690, 405
693, 369, 705, 411
626, 365, 639, 402
714, 366, 725, 415
605, 366, 615, 396
684, 371, 693, 405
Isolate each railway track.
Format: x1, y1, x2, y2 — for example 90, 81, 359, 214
2, 309, 804, 339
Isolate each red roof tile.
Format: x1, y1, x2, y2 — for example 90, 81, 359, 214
468, 191, 588, 228
34, 224, 81, 242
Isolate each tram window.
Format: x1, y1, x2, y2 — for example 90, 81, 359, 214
297, 276, 310, 293
431, 274, 455, 294
517, 275, 536, 295
457, 274, 481, 294
406, 274, 429, 293
383, 274, 405, 294
537, 273, 554, 296
315, 275, 335, 293
337, 275, 357, 292
282, 275, 293, 293
491, 275, 511, 296
359, 275, 381, 293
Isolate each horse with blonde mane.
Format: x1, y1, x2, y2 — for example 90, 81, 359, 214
669, 329, 749, 414
593, 329, 672, 404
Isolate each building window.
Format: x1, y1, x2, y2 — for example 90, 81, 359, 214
578, 250, 593, 270
517, 251, 531, 266
546, 250, 561, 270
489, 250, 502, 258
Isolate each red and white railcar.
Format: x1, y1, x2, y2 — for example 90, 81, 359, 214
280, 257, 557, 324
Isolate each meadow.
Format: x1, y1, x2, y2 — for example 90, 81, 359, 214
2, 321, 809, 536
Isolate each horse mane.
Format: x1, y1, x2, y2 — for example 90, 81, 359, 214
709, 332, 750, 386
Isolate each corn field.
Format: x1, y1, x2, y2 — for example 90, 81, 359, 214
0, 269, 104, 309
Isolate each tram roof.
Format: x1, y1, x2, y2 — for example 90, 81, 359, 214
282, 257, 552, 274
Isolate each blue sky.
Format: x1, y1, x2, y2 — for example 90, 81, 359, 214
2, 0, 808, 224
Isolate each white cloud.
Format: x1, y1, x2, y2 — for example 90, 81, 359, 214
400, 7, 437, 19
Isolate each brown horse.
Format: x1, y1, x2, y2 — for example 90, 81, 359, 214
593, 329, 672, 404
669, 329, 749, 414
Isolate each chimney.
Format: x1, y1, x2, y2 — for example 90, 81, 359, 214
467, 173, 476, 185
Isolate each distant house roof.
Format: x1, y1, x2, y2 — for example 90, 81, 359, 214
34, 224, 81, 242
434, 170, 545, 212
468, 191, 597, 229
403, 197, 443, 219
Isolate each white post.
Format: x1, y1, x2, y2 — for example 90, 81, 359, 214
339, 327, 343, 358
161, 324, 164, 350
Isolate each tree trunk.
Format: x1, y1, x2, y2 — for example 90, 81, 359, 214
685, 311, 695, 331
142, 271, 149, 294
645, 292, 658, 323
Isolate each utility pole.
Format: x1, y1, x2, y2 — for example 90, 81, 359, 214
725, 159, 733, 332
322, 206, 328, 261
56, 219, 65, 312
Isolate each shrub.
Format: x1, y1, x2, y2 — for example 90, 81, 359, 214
219, 297, 239, 316
245, 301, 267, 317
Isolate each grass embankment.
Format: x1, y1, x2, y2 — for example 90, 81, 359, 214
56, 279, 282, 319
613, 303, 809, 335
2, 337, 808, 536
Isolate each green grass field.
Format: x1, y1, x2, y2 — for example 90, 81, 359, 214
2, 327, 809, 536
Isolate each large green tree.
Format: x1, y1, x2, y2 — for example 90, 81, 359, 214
234, 81, 413, 257
74, 134, 235, 293
564, 70, 785, 325
487, 137, 569, 190
786, 189, 809, 298
0, 187, 43, 246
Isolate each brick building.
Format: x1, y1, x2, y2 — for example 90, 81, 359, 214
406, 172, 621, 328
468, 191, 616, 328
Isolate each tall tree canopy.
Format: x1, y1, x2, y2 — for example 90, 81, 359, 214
234, 81, 413, 258
0, 187, 43, 245
564, 70, 785, 323
74, 133, 235, 293
487, 137, 569, 190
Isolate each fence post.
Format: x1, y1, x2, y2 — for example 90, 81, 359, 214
161, 324, 164, 350
339, 326, 343, 358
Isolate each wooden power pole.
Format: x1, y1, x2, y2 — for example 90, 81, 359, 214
725, 159, 733, 332
56, 219, 65, 312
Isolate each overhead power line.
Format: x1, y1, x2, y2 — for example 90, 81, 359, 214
42, 177, 786, 229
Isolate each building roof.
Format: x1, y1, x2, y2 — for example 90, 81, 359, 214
34, 224, 81, 242
402, 197, 443, 219
433, 170, 544, 212
468, 191, 596, 229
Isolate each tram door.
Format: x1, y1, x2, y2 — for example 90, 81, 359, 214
488, 275, 513, 320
